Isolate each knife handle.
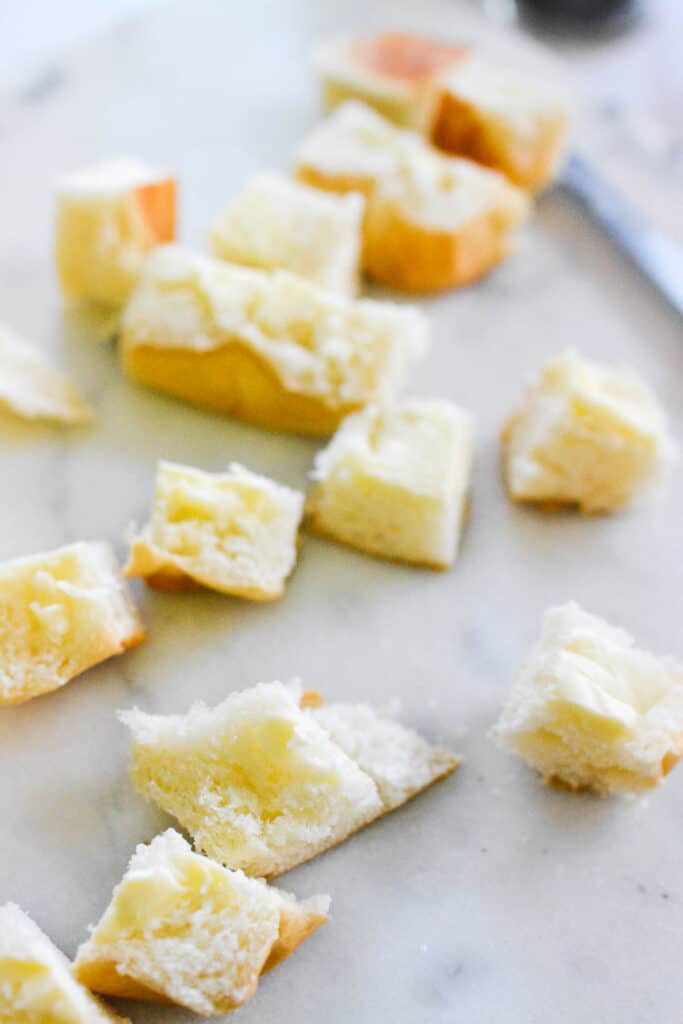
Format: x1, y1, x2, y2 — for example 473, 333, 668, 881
559, 152, 683, 318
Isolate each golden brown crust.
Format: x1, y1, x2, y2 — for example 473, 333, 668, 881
122, 339, 361, 437
299, 690, 325, 709
73, 958, 174, 1004
295, 165, 376, 203
429, 90, 566, 192
264, 900, 329, 972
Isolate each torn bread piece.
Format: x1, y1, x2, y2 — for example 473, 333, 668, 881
120, 244, 427, 434
0, 541, 144, 706
120, 680, 457, 877
314, 31, 467, 129
56, 157, 176, 307
125, 461, 304, 599
210, 173, 365, 295
0, 321, 91, 424
296, 101, 529, 292
494, 602, 683, 796
430, 53, 569, 191
73, 829, 328, 1017
0, 903, 129, 1024
306, 398, 473, 568
501, 350, 676, 514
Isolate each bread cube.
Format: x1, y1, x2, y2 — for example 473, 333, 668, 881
125, 461, 304, 600
430, 54, 569, 190
56, 158, 176, 307
0, 321, 91, 424
73, 829, 329, 1016
211, 173, 364, 295
495, 603, 683, 795
314, 31, 467, 129
501, 350, 676, 513
306, 398, 473, 568
0, 903, 129, 1024
120, 680, 457, 877
0, 542, 144, 706
120, 245, 427, 435
296, 101, 529, 292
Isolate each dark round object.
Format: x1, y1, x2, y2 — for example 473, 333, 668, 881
517, 0, 641, 34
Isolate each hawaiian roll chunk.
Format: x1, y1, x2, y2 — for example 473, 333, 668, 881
125, 461, 304, 600
120, 244, 428, 435
306, 398, 474, 568
56, 157, 176, 307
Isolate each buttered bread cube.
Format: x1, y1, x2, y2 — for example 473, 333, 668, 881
0, 321, 91, 424
125, 461, 304, 599
494, 603, 683, 795
56, 158, 176, 307
120, 680, 457, 877
120, 244, 427, 434
0, 541, 144, 706
306, 398, 473, 568
430, 54, 569, 191
296, 101, 529, 292
211, 173, 364, 295
501, 350, 676, 513
73, 829, 329, 1016
314, 31, 467, 129
0, 903, 129, 1024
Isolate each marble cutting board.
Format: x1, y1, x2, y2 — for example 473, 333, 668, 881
0, 1, 682, 1022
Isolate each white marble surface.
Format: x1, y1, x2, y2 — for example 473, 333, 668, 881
0, 2, 682, 1022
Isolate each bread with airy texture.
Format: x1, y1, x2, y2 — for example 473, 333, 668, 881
296, 101, 529, 292
0, 321, 91, 424
120, 244, 428, 435
314, 31, 467, 129
56, 157, 175, 307
501, 349, 676, 513
306, 398, 473, 568
0, 902, 129, 1024
120, 680, 457, 877
73, 829, 329, 1016
211, 172, 364, 295
429, 53, 569, 191
494, 602, 683, 795
125, 461, 304, 599
0, 541, 144, 706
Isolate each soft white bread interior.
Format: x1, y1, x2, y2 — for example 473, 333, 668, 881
56, 157, 176, 308
501, 349, 676, 513
120, 244, 428, 434
73, 829, 329, 1016
125, 461, 304, 599
119, 680, 457, 877
296, 101, 529, 292
0, 321, 91, 424
306, 397, 473, 568
494, 602, 683, 795
0, 541, 144, 706
0, 902, 130, 1024
430, 53, 570, 190
314, 32, 467, 129
210, 173, 365, 295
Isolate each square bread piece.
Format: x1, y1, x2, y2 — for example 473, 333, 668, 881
125, 461, 304, 599
73, 829, 329, 1016
494, 602, 683, 796
210, 173, 365, 295
306, 398, 473, 569
120, 245, 427, 435
0, 541, 144, 706
120, 680, 457, 877
501, 349, 676, 513
0, 321, 91, 424
314, 31, 467, 129
56, 157, 176, 307
430, 54, 569, 191
0, 902, 129, 1024
295, 101, 529, 292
